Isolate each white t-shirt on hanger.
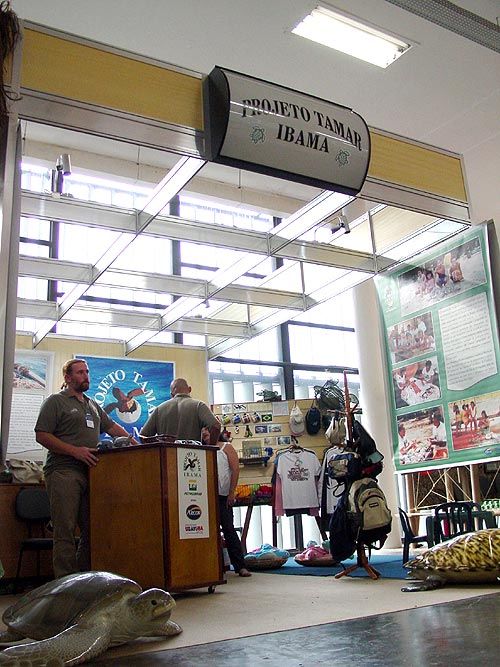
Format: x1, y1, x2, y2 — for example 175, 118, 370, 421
276, 449, 321, 510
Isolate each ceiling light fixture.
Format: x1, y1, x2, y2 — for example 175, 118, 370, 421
292, 5, 411, 68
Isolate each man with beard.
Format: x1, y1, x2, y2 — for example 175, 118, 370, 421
35, 359, 134, 578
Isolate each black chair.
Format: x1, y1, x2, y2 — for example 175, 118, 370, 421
432, 501, 474, 544
14, 486, 53, 592
398, 507, 430, 564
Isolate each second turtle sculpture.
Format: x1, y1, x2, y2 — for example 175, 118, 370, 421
402, 528, 500, 592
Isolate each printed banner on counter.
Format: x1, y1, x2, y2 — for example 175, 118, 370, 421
76, 355, 174, 437
177, 447, 210, 540
376, 225, 500, 472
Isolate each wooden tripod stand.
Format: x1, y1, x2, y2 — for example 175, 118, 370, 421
334, 542, 381, 580
333, 371, 381, 581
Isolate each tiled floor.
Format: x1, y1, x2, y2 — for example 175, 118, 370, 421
97, 592, 500, 666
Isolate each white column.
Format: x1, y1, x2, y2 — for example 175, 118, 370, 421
353, 279, 401, 548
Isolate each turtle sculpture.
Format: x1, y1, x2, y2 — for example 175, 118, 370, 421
0, 571, 182, 665
402, 528, 500, 592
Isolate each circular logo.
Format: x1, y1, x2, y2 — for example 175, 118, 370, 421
117, 402, 141, 423
186, 504, 202, 520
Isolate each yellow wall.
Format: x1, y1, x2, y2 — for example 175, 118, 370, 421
21, 29, 203, 129
15, 335, 209, 401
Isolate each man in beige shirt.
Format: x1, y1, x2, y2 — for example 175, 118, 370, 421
140, 378, 220, 444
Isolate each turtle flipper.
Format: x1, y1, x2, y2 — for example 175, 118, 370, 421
401, 579, 443, 592
0, 624, 112, 666
140, 618, 182, 639
0, 628, 27, 645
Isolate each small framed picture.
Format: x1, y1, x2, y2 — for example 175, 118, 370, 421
268, 424, 282, 433
277, 436, 291, 446
255, 424, 268, 434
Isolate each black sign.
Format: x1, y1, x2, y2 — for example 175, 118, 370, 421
202, 67, 371, 195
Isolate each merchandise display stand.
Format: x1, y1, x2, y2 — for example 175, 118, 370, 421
333, 371, 382, 581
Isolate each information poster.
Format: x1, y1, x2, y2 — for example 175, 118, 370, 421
8, 350, 54, 455
376, 226, 500, 472
177, 447, 210, 539
77, 355, 174, 438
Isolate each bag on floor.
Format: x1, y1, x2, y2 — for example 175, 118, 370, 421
348, 477, 392, 548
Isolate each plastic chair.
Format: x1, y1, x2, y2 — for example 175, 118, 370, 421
14, 487, 53, 592
398, 507, 430, 563
432, 501, 474, 544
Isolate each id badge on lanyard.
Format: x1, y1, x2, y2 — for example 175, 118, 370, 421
85, 410, 95, 429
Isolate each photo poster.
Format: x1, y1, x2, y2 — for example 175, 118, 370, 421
8, 350, 54, 456
375, 225, 500, 473
77, 355, 174, 438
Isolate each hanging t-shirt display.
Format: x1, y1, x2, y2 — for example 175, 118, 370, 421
275, 449, 321, 510
318, 445, 346, 516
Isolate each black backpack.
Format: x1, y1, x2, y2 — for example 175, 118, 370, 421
305, 403, 321, 435
352, 419, 384, 478
328, 489, 357, 563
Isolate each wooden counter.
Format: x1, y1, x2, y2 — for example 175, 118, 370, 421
89, 442, 225, 592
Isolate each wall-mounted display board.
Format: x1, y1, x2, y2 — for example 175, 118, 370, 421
76, 355, 174, 438
8, 350, 54, 457
212, 398, 329, 485
376, 225, 500, 473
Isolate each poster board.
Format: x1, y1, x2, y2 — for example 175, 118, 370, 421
76, 355, 174, 438
376, 225, 500, 473
8, 350, 54, 458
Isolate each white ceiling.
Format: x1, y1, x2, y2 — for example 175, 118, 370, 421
11, 0, 500, 227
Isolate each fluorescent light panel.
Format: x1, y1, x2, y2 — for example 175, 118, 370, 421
292, 6, 410, 68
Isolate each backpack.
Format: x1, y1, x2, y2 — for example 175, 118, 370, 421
351, 419, 377, 460
314, 379, 345, 412
289, 403, 305, 436
328, 489, 357, 563
305, 403, 321, 435
348, 478, 392, 548
352, 419, 384, 478
327, 449, 362, 483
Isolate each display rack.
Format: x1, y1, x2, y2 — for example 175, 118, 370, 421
333, 371, 382, 581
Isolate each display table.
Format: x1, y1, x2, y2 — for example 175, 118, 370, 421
89, 442, 225, 593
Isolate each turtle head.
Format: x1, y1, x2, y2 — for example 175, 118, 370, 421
130, 588, 175, 623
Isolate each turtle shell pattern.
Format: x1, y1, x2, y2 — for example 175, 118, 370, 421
3, 571, 140, 641
405, 528, 500, 583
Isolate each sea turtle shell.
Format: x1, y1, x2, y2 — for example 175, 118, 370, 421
405, 528, 500, 584
2, 571, 141, 641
